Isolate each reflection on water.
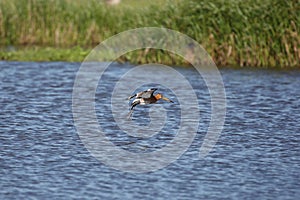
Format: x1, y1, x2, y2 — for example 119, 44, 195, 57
0, 61, 299, 199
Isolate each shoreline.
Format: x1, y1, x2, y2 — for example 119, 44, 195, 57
0, 46, 298, 69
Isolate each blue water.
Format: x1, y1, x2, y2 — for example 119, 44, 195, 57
0, 61, 299, 199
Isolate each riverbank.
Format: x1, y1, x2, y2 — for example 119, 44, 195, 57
0, 0, 299, 68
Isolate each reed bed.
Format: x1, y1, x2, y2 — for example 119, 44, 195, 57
0, 0, 299, 68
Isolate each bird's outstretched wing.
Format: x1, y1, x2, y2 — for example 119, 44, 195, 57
127, 88, 157, 100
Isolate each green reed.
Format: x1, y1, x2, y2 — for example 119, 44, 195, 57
0, 0, 299, 68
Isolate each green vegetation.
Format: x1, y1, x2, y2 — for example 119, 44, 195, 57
0, 0, 299, 68
0, 46, 90, 62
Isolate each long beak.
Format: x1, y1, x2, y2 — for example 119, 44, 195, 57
162, 97, 173, 103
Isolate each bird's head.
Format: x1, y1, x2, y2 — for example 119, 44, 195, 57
155, 93, 174, 103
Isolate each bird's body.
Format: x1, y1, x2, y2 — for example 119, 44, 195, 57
132, 93, 164, 106
127, 88, 173, 118
127, 88, 157, 101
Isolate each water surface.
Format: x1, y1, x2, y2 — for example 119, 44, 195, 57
0, 61, 299, 199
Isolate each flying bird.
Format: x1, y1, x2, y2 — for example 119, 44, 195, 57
127, 88, 173, 118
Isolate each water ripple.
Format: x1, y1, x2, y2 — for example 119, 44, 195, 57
0, 62, 300, 199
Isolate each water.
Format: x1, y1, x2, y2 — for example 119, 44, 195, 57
0, 61, 299, 199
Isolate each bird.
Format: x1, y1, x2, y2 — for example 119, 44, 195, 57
127, 88, 173, 118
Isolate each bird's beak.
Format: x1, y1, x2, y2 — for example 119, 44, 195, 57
162, 97, 173, 103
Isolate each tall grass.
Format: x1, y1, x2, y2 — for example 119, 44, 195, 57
0, 0, 299, 67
